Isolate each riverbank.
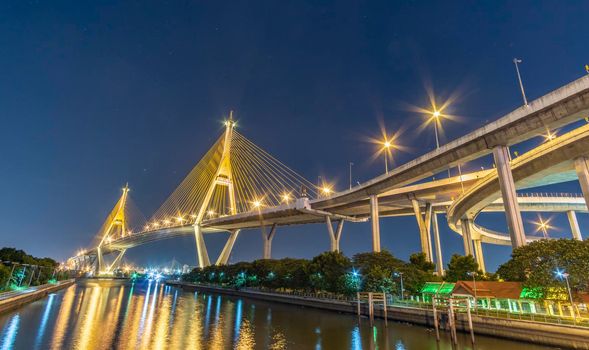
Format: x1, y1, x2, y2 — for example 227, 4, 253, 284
0, 279, 75, 314
168, 280, 589, 349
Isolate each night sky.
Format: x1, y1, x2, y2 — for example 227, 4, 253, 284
1, 1, 588, 271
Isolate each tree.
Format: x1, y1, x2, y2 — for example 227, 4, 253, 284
0, 264, 10, 290
445, 254, 482, 282
496, 239, 589, 296
408, 253, 435, 273
308, 251, 350, 293
352, 250, 404, 294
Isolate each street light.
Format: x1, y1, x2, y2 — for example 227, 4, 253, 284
349, 162, 354, 190
467, 271, 478, 310
555, 269, 576, 323
533, 215, 554, 239
382, 139, 393, 174
513, 58, 528, 106
394, 271, 404, 300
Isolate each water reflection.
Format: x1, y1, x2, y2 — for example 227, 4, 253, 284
0, 314, 19, 350
0, 280, 552, 349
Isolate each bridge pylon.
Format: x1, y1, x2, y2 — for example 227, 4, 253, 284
193, 111, 240, 268
95, 184, 130, 275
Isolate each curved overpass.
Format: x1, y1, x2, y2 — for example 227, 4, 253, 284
447, 123, 589, 243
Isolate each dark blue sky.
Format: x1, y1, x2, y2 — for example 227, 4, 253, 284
1, 1, 588, 270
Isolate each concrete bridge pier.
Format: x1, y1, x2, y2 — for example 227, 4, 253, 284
216, 229, 240, 265
194, 225, 211, 268
411, 200, 433, 262
566, 211, 583, 240
95, 247, 104, 275
262, 224, 277, 259
460, 218, 475, 256
325, 217, 344, 252
493, 145, 526, 249
574, 156, 589, 209
431, 213, 444, 276
369, 195, 381, 252
473, 239, 486, 273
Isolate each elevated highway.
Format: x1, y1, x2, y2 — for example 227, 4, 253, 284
68, 75, 589, 274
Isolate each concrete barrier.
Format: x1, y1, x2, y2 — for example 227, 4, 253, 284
0, 280, 75, 314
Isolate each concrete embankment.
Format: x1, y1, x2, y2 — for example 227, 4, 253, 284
0, 280, 75, 314
168, 281, 589, 349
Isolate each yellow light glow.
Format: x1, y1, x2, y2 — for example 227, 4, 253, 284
321, 186, 332, 194
144, 225, 150, 230
253, 200, 261, 208
164, 219, 171, 225
281, 192, 292, 203
176, 216, 184, 223
190, 214, 197, 219
207, 210, 215, 217
383, 141, 392, 148
432, 110, 441, 118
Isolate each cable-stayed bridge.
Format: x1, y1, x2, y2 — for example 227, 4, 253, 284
68, 75, 589, 276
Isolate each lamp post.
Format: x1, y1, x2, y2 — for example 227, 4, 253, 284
394, 272, 404, 300
349, 162, 354, 190
513, 58, 528, 106
468, 271, 477, 310
556, 269, 576, 323
431, 110, 455, 179
383, 140, 392, 174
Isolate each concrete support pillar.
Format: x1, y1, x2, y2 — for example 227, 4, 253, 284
411, 199, 433, 262
194, 225, 210, 268
107, 249, 127, 273
216, 229, 240, 265
473, 240, 486, 273
432, 213, 444, 276
95, 247, 103, 275
262, 224, 277, 259
493, 145, 526, 249
566, 211, 583, 241
460, 218, 474, 256
326, 217, 344, 252
574, 157, 589, 209
369, 195, 381, 252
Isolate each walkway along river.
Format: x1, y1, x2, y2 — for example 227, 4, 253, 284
0, 279, 554, 349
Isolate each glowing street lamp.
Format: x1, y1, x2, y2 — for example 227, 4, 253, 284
281, 192, 292, 204
393, 271, 404, 300
543, 130, 557, 142
555, 269, 576, 323
321, 185, 333, 196
533, 215, 554, 239
382, 139, 393, 173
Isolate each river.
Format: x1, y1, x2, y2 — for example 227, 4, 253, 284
0, 279, 553, 349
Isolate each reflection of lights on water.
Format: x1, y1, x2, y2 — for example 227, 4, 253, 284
35, 294, 55, 348
0, 314, 20, 350
395, 340, 407, 350
234, 300, 243, 342
351, 326, 361, 350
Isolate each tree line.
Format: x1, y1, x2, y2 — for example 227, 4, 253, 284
183, 239, 589, 299
0, 247, 59, 290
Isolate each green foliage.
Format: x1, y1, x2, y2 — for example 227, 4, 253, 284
352, 250, 403, 294
182, 250, 439, 297
409, 253, 435, 273
0, 264, 10, 288
0, 247, 59, 288
444, 254, 483, 282
496, 239, 589, 296
309, 251, 350, 293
